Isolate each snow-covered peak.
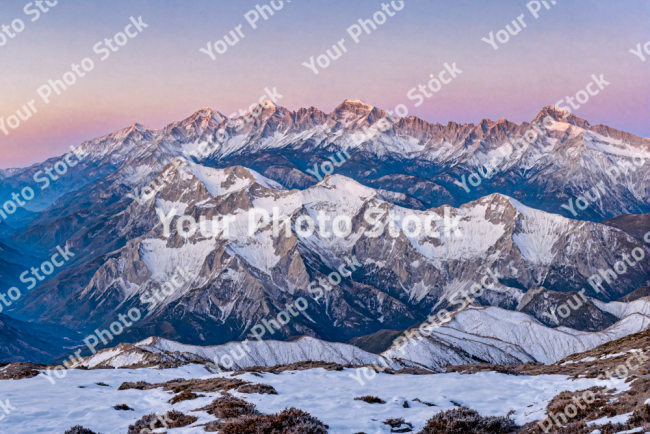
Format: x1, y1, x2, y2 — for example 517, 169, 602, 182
316, 174, 376, 196
536, 104, 570, 120
186, 164, 285, 197
533, 105, 592, 130
345, 99, 373, 108
332, 99, 378, 120
112, 123, 157, 139
191, 107, 227, 123
590, 297, 650, 319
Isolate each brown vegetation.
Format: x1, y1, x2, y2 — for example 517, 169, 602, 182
446, 330, 650, 381
416, 407, 518, 434
162, 377, 247, 394
127, 409, 198, 434
118, 376, 253, 395
117, 380, 151, 390
0, 362, 44, 380
354, 395, 386, 404
628, 403, 650, 426
64, 426, 101, 434
168, 389, 205, 404
218, 407, 329, 434
518, 379, 650, 433
546, 386, 611, 421
195, 394, 259, 419
384, 417, 413, 432
237, 383, 277, 394
232, 361, 347, 375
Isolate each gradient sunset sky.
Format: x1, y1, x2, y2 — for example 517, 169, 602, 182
1, 0, 648, 169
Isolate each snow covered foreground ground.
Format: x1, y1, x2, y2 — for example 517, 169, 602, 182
0, 364, 632, 433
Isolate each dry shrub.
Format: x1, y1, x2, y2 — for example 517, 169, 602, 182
523, 421, 626, 434
384, 417, 413, 432
219, 407, 329, 434
237, 383, 278, 395
384, 418, 410, 428
162, 409, 199, 428
64, 426, 101, 434
233, 361, 346, 375
354, 395, 386, 404
166, 377, 246, 393
519, 380, 650, 433
195, 394, 259, 419
204, 420, 222, 432
540, 380, 650, 429
545, 387, 611, 421
168, 389, 204, 404
127, 409, 198, 434
628, 404, 650, 425
417, 407, 518, 434
118, 380, 151, 390
119, 377, 247, 394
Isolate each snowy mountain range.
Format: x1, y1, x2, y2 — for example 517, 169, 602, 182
1, 101, 648, 224
0, 100, 648, 368
79, 299, 650, 373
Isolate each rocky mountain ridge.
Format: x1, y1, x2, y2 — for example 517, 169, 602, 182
0, 102, 648, 365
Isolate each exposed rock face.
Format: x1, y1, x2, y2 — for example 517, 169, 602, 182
347, 329, 405, 354
0, 101, 648, 364
10, 162, 649, 352
517, 287, 618, 331
602, 213, 650, 241
617, 286, 650, 302
262, 166, 317, 190
1, 101, 648, 230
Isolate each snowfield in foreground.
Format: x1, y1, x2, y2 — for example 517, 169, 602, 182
0, 364, 631, 433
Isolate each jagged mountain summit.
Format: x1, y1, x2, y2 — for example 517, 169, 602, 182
1, 101, 648, 227
5, 161, 649, 358
0, 101, 648, 365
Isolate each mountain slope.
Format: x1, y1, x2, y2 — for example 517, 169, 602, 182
516, 286, 618, 331
0, 314, 79, 364
602, 213, 650, 241
1, 102, 647, 236
0, 102, 648, 365
382, 305, 650, 366
78, 303, 650, 373
80, 336, 412, 370
13, 162, 649, 353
